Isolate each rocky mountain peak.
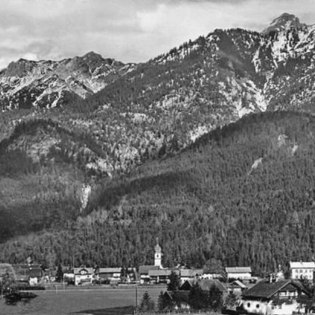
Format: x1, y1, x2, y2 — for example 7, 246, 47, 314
0, 52, 134, 109
5, 58, 37, 77
82, 51, 104, 60
263, 13, 306, 35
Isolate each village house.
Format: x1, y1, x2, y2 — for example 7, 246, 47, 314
95, 267, 121, 284
63, 268, 75, 284
227, 279, 247, 295
200, 273, 223, 280
149, 269, 174, 284
28, 267, 44, 286
139, 265, 160, 284
74, 267, 94, 286
289, 261, 315, 281
179, 268, 203, 282
225, 267, 252, 280
180, 278, 227, 294
240, 279, 311, 315
12, 263, 44, 286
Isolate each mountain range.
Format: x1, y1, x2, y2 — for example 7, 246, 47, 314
0, 13, 315, 272
0, 51, 134, 110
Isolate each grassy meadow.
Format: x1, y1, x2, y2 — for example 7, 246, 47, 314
0, 286, 164, 315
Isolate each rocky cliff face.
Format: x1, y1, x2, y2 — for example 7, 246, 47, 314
0, 52, 134, 109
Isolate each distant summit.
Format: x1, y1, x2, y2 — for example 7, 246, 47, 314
0, 52, 134, 109
263, 13, 306, 34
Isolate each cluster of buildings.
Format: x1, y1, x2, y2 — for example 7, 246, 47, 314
1, 241, 315, 315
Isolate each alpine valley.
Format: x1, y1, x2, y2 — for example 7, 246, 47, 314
0, 13, 315, 274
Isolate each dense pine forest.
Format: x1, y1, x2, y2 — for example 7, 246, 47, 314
1, 111, 315, 275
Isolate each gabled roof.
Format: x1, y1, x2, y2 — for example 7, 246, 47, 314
290, 262, 315, 269
74, 267, 94, 275
139, 265, 160, 275
230, 280, 247, 289
242, 280, 309, 299
226, 267, 252, 273
180, 268, 203, 277
28, 268, 43, 278
198, 279, 227, 292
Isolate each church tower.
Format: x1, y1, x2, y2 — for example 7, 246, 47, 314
154, 238, 162, 268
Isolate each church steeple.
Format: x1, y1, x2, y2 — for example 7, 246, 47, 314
154, 237, 162, 267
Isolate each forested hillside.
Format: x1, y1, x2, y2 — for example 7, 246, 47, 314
0, 118, 109, 242
1, 111, 314, 275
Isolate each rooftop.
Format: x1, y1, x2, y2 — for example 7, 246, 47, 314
226, 267, 252, 273
180, 268, 203, 277
242, 279, 309, 299
290, 262, 315, 269
139, 265, 160, 275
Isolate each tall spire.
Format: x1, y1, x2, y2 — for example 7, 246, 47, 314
155, 237, 161, 253
154, 237, 162, 267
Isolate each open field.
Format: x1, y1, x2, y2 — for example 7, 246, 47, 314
0, 286, 165, 315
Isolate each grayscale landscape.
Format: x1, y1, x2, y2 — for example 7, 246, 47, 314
0, 1, 315, 315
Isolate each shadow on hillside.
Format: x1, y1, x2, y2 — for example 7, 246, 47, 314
74, 305, 134, 315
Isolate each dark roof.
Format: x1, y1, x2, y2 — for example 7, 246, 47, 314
28, 268, 43, 278
139, 265, 160, 275
228, 280, 247, 289
242, 280, 309, 299
74, 267, 94, 275
180, 279, 227, 292
198, 279, 227, 292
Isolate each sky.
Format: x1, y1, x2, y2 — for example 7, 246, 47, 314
0, 0, 315, 69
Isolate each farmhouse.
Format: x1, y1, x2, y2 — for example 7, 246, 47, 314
63, 268, 74, 284
241, 279, 311, 315
227, 279, 247, 294
74, 267, 94, 286
180, 278, 227, 294
95, 267, 121, 284
289, 261, 315, 281
149, 269, 174, 284
28, 267, 44, 286
139, 265, 160, 284
225, 266, 252, 280
180, 268, 203, 282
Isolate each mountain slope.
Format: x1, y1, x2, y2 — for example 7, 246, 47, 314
0, 118, 110, 242
1, 14, 315, 178
1, 14, 315, 271
0, 52, 134, 109
1, 111, 315, 273
66, 13, 315, 171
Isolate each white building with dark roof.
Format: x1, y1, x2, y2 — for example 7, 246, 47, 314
225, 267, 252, 280
289, 261, 315, 281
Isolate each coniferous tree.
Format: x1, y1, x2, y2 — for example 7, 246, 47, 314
140, 291, 155, 312
167, 271, 180, 291
56, 264, 64, 282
